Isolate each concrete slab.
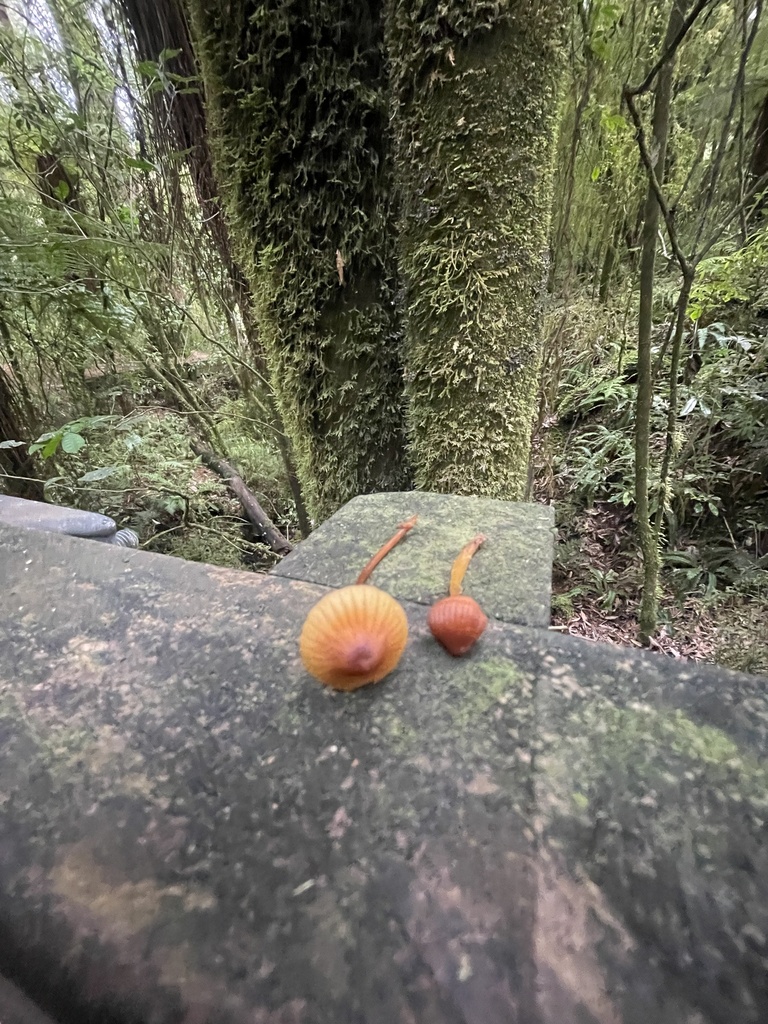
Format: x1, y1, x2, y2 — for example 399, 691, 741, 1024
274, 491, 555, 627
0, 523, 766, 1023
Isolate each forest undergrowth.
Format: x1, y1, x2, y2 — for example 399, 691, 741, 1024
25, 286, 767, 678
24, 361, 300, 571
534, 293, 768, 676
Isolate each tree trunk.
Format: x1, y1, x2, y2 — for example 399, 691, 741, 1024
635, 0, 689, 644
654, 271, 695, 547
385, 0, 567, 499
119, 0, 312, 530
187, 0, 411, 520
749, 87, 768, 216
549, 5, 596, 293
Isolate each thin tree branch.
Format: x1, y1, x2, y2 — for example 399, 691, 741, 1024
670, 123, 712, 213
626, 90, 768, 271
626, 0, 717, 97
653, 275, 694, 545
699, 169, 768, 260
693, 0, 763, 251
623, 88, 692, 276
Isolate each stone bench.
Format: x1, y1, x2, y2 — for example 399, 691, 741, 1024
0, 493, 766, 1024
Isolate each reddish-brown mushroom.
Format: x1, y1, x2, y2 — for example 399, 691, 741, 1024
428, 534, 488, 656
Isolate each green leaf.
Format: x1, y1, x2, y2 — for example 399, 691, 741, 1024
61, 432, 86, 454
62, 112, 87, 132
590, 165, 601, 182
54, 180, 70, 200
122, 433, 143, 451
78, 466, 119, 483
116, 204, 137, 225
136, 60, 159, 79
31, 431, 57, 445
30, 432, 62, 457
125, 156, 156, 173
68, 415, 117, 431
167, 147, 194, 163
159, 47, 182, 62
41, 435, 62, 458
687, 301, 703, 320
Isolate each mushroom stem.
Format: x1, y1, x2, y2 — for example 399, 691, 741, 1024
448, 534, 487, 596
356, 515, 418, 585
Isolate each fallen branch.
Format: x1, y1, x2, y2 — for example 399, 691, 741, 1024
191, 442, 293, 556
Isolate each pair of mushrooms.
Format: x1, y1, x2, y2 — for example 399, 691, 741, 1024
300, 517, 488, 691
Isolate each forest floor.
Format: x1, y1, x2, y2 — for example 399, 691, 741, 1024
532, 438, 768, 679
531, 299, 768, 680
541, 487, 768, 679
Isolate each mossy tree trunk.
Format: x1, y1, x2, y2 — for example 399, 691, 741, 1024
385, 0, 566, 498
187, 0, 410, 520
119, 0, 311, 535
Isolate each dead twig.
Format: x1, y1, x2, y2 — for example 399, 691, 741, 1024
191, 442, 293, 556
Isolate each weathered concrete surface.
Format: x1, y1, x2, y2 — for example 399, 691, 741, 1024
274, 491, 555, 627
0, 974, 60, 1024
0, 494, 117, 540
0, 516, 767, 1024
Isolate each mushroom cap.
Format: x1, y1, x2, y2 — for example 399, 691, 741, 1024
300, 584, 409, 690
427, 594, 488, 656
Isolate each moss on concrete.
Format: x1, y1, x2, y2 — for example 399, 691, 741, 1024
274, 491, 555, 626
537, 648, 768, 1024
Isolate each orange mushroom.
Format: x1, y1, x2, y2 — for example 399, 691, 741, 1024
299, 517, 416, 690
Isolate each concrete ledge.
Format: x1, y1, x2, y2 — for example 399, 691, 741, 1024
274, 491, 555, 627
0, 504, 767, 1024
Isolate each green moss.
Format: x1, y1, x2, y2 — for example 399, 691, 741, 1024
446, 656, 527, 731
550, 592, 574, 620
571, 702, 768, 798
187, 1, 411, 519
385, 1, 567, 497
188, 0, 568, 509
380, 708, 421, 753
370, 654, 527, 760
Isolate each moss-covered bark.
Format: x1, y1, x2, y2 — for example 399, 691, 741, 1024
187, 1, 410, 519
386, 0, 566, 497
